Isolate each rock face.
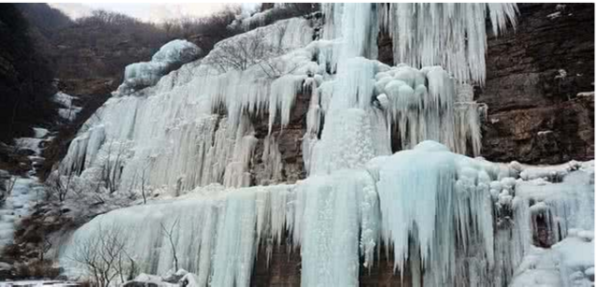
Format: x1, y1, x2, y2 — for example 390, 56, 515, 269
479, 3, 594, 164
251, 89, 310, 185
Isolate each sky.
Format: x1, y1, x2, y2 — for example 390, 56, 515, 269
50, 3, 260, 23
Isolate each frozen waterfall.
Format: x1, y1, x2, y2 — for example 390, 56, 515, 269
52, 4, 594, 287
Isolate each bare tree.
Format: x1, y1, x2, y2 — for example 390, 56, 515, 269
38, 218, 53, 261
100, 141, 127, 194
7, 177, 16, 194
162, 19, 177, 38
69, 224, 136, 287
205, 25, 297, 78
160, 217, 180, 271
0, 176, 16, 204
138, 165, 149, 204
45, 172, 73, 202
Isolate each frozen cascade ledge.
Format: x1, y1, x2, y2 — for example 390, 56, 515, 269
57, 141, 596, 287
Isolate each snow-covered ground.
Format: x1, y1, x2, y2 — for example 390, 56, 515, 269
511, 161, 595, 287
0, 281, 78, 287
512, 231, 595, 287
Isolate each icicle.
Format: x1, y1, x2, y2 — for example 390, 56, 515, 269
259, 134, 283, 185
268, 74, 305, 134
378, 3, 518, 84
59, 184, 295, 287
375, 141, 496, 286
295, 169, 379, 287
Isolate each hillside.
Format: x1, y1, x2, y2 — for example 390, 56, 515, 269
0, 5, 57, 148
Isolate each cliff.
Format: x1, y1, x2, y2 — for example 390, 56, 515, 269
480, 3, 594, 164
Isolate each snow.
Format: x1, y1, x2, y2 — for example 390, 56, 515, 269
33, 128, 49, 138
0, 177, 43, 249
512, 232, 595, 287
53, 91, 75, 107
232, 9, 271, 31
577, 91, 594, 98
0, 281, 79, 287
116, 40, 201, 96
516, 161, 594, 242
510, 160, 595, 287
510, 246, 563, 287
0, 127, 54, 250
547, 11, 562, 19
514, 160, 582, 181
53, 92, 81, 121
14, 138, 43, 156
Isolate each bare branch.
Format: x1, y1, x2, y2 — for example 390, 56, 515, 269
69, 223, 135, 287
160, 217, 180, 271
204, 24, 292, 78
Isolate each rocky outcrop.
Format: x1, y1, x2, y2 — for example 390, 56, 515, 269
251, 90, 310, 185
479, 3, 594, 164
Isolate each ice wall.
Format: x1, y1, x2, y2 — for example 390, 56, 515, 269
57, 18, 316, 195
57, 13, 485, 197
56, 141, 507, 286
60, 140, 594, 286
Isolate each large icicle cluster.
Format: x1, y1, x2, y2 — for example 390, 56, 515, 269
58, 141, 594, 287
305, 3, 490, 176
58, 141, 505, 287
57, 13, 482, 197
323, 3, 518, 84
57, 18, 316, 195
379, 3, 518, 84
374, 141, 496, 286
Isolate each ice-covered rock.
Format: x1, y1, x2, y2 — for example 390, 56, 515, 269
115, 40, 201, 96
54, 91, 82, 121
